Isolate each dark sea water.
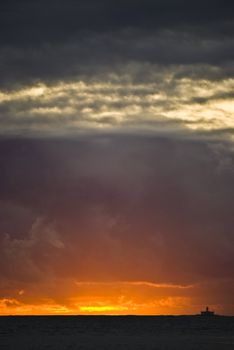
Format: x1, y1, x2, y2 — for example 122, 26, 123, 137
0, 316, 234, 350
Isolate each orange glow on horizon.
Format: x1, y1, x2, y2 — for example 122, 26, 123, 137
0, 280, 229, 316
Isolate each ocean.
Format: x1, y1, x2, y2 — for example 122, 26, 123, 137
0, 316, 233, 349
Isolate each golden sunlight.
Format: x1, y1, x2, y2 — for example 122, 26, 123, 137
79, 305, 129, 313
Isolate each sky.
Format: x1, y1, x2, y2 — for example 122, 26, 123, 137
0, 0, 234, 315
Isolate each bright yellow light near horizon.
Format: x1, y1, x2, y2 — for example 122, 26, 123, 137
79, 305, 129, 313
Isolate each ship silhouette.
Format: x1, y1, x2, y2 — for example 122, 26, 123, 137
200, 306, 215, 317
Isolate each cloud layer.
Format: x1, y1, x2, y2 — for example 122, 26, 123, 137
0, 0, 234, 314
0, 69, 234, 138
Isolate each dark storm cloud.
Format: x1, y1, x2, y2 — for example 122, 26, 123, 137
1, 31, 234, 89
0, 136, 233, 285
0, 0, 234, 88
1, 0, 234, 45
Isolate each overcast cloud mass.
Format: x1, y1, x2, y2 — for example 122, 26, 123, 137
0, 0, 234, 315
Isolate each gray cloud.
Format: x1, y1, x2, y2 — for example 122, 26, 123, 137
0, 29, 234, 89
0, 216, 65, 283
1, 0, 234, 46
0, 136, 233, 285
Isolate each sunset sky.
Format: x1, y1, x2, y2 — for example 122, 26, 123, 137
0, 0, 234, 315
